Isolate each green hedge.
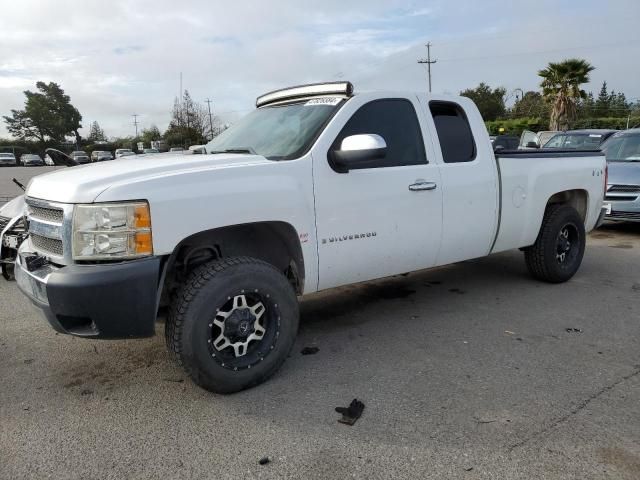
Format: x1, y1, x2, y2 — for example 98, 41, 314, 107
486, 117, 640, 136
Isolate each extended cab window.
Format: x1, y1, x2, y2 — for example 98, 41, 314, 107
430, 101, 476, 163
333, 99, 427, 168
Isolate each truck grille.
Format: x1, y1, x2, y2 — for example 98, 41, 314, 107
606, 211, 640, 221
28, 205, 64, 223
31, 234, 64, 256
607, 185, 640, 193
26, 197, 70, 263
0, 215, 10, 231
605, 185, 640, 202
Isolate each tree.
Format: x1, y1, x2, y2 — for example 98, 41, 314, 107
609, 91, 630, 117
164, 90, 209, 147
3, 81, 83, 143
141, 125, 161, 144
87, 121, 106, 142
460, 83, 506, 121
538, 59, 594, 130
511, 91, 549, 118
594, 81, 610, 117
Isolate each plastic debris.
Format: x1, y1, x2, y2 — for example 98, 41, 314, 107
335, 399, 365, 426
565, 328, 582, 333
258, 457, 270, 465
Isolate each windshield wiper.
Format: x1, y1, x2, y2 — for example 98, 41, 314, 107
210, 147, 256, 155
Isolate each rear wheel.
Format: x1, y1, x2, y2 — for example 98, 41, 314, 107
524, 204, 586, 283
166, 256, 299, 393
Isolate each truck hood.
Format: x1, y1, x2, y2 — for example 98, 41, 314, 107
26, 153, 272, 203
607, 161, 640, 186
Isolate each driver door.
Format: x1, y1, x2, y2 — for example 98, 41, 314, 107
312, 96, 443, 290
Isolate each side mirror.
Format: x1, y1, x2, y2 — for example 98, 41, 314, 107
526, 141, 539, 148
329, 134, 387, 173
493, 145, 505, 152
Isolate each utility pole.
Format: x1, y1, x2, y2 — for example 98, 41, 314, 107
132, 114, 139, 138
205, 98, 214, 139
418, 42, 437, 93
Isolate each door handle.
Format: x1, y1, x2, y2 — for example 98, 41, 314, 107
408, 181, 437, 192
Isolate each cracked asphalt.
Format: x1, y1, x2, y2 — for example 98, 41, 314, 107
1, 171, 639, 478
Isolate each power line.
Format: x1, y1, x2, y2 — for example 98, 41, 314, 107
132, 114, 139, 138
417, 42, 437, 93
205, 98, 214, 139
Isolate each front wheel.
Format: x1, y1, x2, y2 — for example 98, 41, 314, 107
166, 257, 299, 393
524, 204, 586, 283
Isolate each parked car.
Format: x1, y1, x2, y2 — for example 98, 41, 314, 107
70, 151, 90, 164
517, 130, 560, 150
15, 81, 607, 394
0, 152, 17, 166
92, 150, 113, 162
20, 154, 44, 166
169, 147, 184, 152
143, 148, 159, 154
601, 129, 640, 222
189, 145, 206, 154
115, 148, 135, 158
543, 129, 617, 149
492, 135, 520, 152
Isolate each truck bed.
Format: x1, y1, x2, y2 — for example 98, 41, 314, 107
492, 150, 606, 253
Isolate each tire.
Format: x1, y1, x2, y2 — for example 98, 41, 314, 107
166, 256, 299, 394
524, 204, 586, 283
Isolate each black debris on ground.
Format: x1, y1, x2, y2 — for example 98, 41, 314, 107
163, 378, 184, 383
80, 389, 93, 396
335, 399, 365, 426
301, 346, 319, 355
258, 457, 270, 465
565, 328, 582, 333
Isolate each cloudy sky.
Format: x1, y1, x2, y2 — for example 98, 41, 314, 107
1, 0, 639, 139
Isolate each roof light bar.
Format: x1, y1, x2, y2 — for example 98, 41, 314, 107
256, 81, 354, 108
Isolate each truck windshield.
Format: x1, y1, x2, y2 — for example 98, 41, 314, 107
601, 134, 640, 161
206, 99, 344, 160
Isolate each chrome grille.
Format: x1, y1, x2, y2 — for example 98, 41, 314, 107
608, 185, 640, 193
31, 234, 64, 256
28, 205, 64, 223
25, 197, 72, 264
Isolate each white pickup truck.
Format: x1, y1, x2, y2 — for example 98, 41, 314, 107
15, 82, 608, 393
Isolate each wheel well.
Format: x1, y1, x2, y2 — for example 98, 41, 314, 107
546, 189, 588, 221
159, 222, 305, 305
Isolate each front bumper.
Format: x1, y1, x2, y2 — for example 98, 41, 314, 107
604, 200, 640, 222
15, 245, 162, 338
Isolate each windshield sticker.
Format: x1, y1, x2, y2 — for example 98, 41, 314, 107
305, 98, 342, 106
589, 134, 602, 137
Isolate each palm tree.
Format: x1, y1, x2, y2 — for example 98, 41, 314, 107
538, 59, 594, 131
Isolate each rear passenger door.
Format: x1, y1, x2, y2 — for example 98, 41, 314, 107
424, 100, 499, 265
313, 96, 443, 290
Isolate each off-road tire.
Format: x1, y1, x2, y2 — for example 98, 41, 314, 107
165, 256, 299, 393
524, 204, 586, 283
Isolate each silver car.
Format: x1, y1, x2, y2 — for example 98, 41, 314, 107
602, 129, 640, 222
0, 152, 17, 166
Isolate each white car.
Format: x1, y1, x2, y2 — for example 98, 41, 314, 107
15, 82, 607, 394
0, 152, 17, 166
115, 149, 135, 158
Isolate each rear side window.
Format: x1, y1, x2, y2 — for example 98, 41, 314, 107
429, 101, 476, 163
333, 99, 427, 168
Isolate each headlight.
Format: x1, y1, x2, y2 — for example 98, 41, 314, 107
72, 202, 152, 260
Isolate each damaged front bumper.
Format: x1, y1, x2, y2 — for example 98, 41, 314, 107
15, 240, 162, 338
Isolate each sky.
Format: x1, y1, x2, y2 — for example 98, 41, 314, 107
1, 0, 639, 139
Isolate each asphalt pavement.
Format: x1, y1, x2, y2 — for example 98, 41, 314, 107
1, 219, 639, 479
